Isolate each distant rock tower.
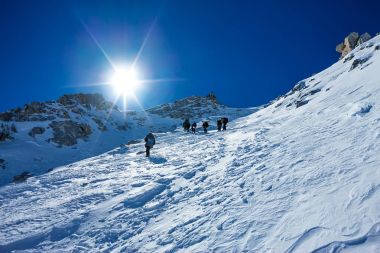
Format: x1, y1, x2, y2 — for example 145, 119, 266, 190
336, 32, 372, 59
207, 92, 218, 104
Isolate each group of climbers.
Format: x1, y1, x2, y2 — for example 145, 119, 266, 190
186, 118, 229, 133
183, 117, 228, 134
144, 117, 229, 157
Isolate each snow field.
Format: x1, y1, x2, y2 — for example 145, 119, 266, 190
1, 36, 380, 252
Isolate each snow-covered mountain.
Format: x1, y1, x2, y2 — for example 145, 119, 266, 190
0, 93, 255, 186
0, 35, 380, 252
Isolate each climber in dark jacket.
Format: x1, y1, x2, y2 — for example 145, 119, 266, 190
144, 133, 156, 157
191, 122, 197, 133
221, 117, 229, 131
217, 119, 222, 131
202, 121, 209, 133
183, 119, 190, 132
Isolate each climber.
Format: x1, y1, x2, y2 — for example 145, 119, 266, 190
191, 122, 197, 133
221, 117, 229, 131
144, 132, 156, 157
217, 119, 222, 131
183, 119, 190, 132
202, 121, 209, 133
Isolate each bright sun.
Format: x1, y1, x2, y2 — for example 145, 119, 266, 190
110, 66, 139, 97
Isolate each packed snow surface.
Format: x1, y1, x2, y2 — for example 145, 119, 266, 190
1, 37, 380, 252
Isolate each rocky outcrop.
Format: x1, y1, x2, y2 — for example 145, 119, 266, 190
116, 123, 129, 131
206, 92, 218, 104
92, 117, 107, 131
0, 112, 13, 121
28, 127, 45, 137
0, 93, 115, 122
357, 32, 372, 45
350, 56, 372, 71
58, 93, 113, 110
13, 172, 33, 183
147, 94, 223, 120
336, 32, 372, 59
24, 102, 46, 115
0, 159, 5, 170
49, 120, 92, 146
0, 124, 13, 142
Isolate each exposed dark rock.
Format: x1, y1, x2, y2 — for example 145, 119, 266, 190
352, 104, 373, 116
206, 92, 218, 104
287, 81, 307, 97
13, 172, 33, 183
0, 159, 5, 169
28, 127, 45, 137
309, 89, 322, 96
274, 102, 283, 108
296, 100, 309, 108
92, 117, 107, 131
62, 111, 70, 119
292, 81, 306, 92
116, 123, 129, 131
0, 112, 13, 121
343, 54, 355, 63
375, 45, 380, 51
350, 56, 371, 71
49, 120, 92, 146
0, 124, 13, 141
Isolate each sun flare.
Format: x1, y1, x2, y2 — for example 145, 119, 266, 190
110, 66, 140, 97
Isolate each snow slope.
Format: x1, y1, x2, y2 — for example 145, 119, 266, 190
0, 36, 380, 252
0, 94, 254, 186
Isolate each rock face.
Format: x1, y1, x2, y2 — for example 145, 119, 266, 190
58, 93, 113, 110
28, 127, 45, 137
13, 172, 33, 183
0, 124, 13, 142
49, 120, 92, 146
0, 93, 114, 122
336, 32, 372, 58
147, 93, 223, 120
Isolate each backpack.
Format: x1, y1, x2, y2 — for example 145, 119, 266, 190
145, 133, 155, 147
146, 138, 155, 146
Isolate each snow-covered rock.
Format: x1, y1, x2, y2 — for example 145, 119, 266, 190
1, 35, 380, 252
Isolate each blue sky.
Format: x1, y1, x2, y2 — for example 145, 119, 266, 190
0, 0, 379, 111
